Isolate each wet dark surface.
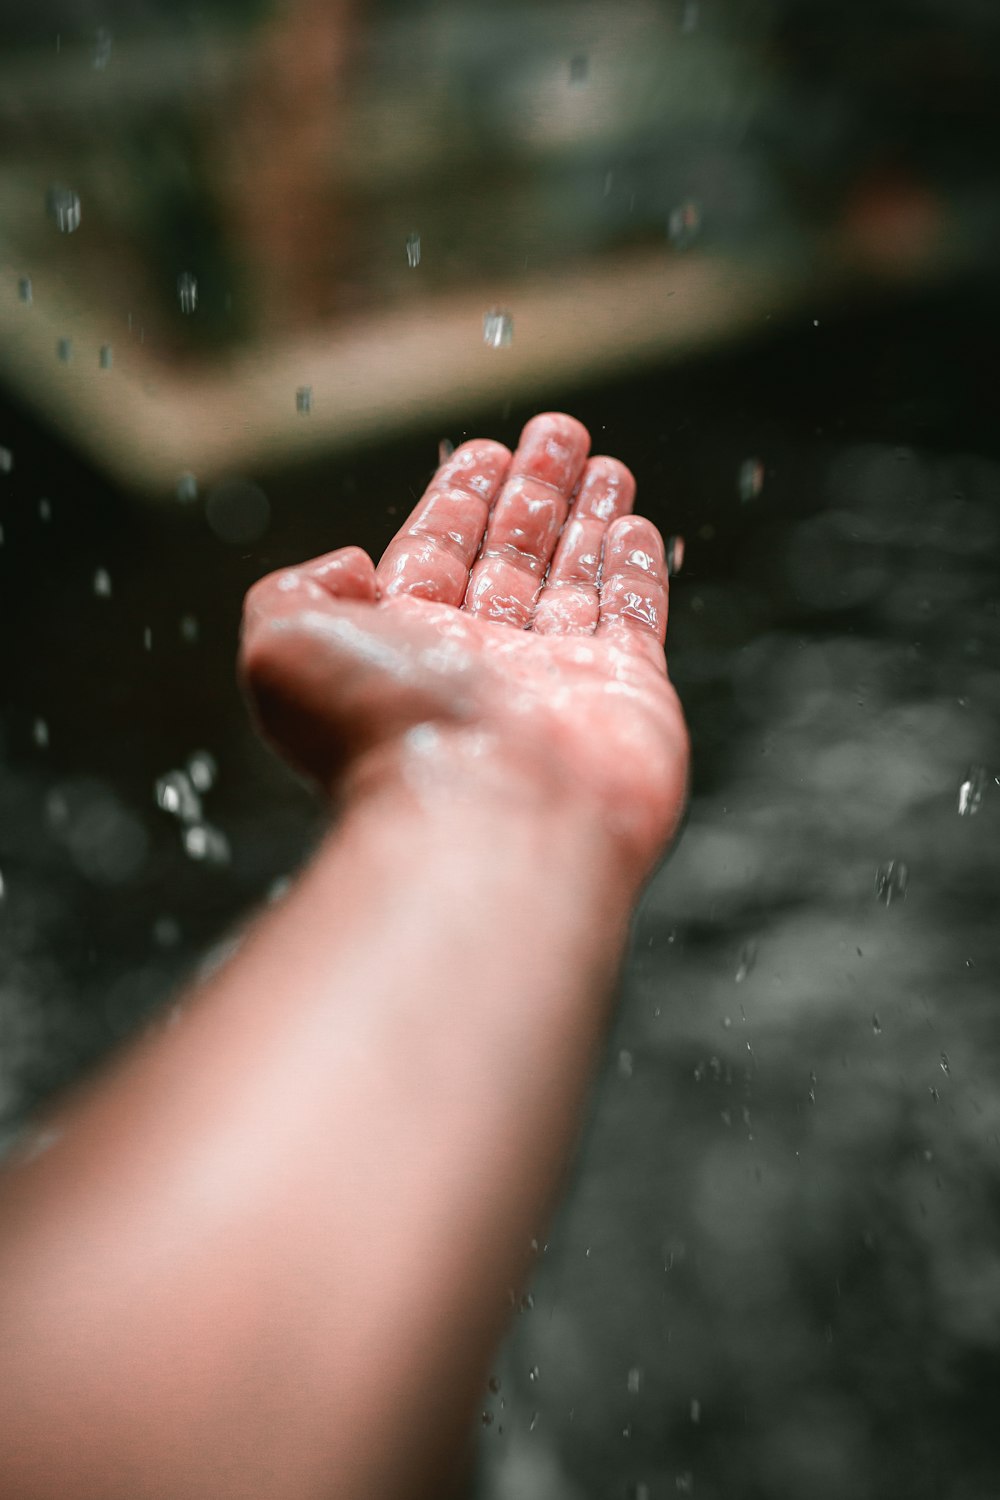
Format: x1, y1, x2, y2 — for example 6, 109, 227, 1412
3, 275, 1000, 1498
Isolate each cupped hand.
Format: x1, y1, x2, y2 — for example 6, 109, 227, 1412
240, 414, 689, 878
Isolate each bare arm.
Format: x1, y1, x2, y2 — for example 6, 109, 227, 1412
0, 414, 688, 1500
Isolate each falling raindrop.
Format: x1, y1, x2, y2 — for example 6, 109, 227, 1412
180, 614, 200, 644
187, 751, 218, 793
0, 868, 5, 901
39, 498, 51, 521
177, 273, 198, 315
618, 1049, 634, 1078
528, 1365, 540, 1383
296, 385, 313, 415
143, 626, 153, 651
93, 567, 112, 597
183, 823, 231, 865
627, 1366, 643, 1395
874, 860, 908, 906
668, 201, 701, 249
958, 765, 987, 816
735, 941, 757, 983
176, 472, 198, 503
405, 232, 421, 268
438, 438, 454, 465
529, 1412, 539, 1432
18, 275, 32, 305
99, 344, 113, 370
0, 447, 12, 474
155, 770, 202, 823
519, 1292, 534, 1311
57, 338, 73, 364
739, 458, 764, 502
569, 53, 589, 84
47, 186, 81, 233
34, 718, 49, 748
667, 535, 685, 577
680, 0, 699, 32
872, 1013, 882, 1035
940, 1052, 950, 1076
93, 26, 112, 70
690, 1398, 701, 1424
483, 308, 513, 348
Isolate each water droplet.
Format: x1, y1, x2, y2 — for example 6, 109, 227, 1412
529, 1411, 539, 1432
958, 765, 987, 816
98, 344, 113, 370
940, 1051, 950, 1076
483, 308, 513, 348
177, 273, 198, 315
739, 457, 764, 502
680, 0, 699, 32
874, 859, 908, 906
872, 1013, 882, 1035
176, 472, 198, 503
735, 941, 756, 983
675, 1473, 694, 1495
143, 626, 153, 651
528, 1365, 540, 1383
405, 232, 421, 268
187, 750, 217, 793
569, 54, 589, 84
627, 1366, 643, 1395
0, 447, 12, 475
155, 770, 202, 824
93, 26, 112, 70
47, 186, 81, 233
180, 614, 199, 644
93, 567, 112, 597
488, 1376, 501, 1394
438, 437, 454, 465
690, 1398, 701, 1424
667, 534, 685, 576
668, 201, 701, 250
622, 1423, 633, 1439
183, 823, 231, 864
519, 1292, 534, 1311
18, 275, 33, 305
481, 1410, 493, 1426
34, 718, 49, 748
296, 385, 313, 415
618, 1048, 634, 1078
39, 499, 51, 520
206, 478, 270, 545
57, 338, 73, 364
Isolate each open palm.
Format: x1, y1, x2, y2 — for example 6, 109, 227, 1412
241, 414, 689, 877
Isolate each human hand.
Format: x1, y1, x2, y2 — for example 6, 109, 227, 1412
241, 413, 689, 881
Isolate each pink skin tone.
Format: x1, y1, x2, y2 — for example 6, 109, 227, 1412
0, 414, 688, 1500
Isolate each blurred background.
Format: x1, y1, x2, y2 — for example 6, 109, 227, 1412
2, 2, 1000, 1497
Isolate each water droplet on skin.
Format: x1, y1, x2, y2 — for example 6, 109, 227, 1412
47, 186, 81, 233
958, 765, 987, 816
296, 385, 313, 415
177, 273, 198, 315
739, 457, 764, 502
483, 308, 513, 348
57, 338, 72, 363
18, 275, 32, 305
176, 472, 198, 503
569, 53, 589, 84
155, 770, 202, 824
405, 232, 421, 268
874, 859, 908, 906
99, 343, 113, 370
668, 201, 701, 249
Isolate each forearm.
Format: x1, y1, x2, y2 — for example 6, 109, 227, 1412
0, 766, 637, 1500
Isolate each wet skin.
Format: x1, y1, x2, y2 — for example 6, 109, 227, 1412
243, 412, 689, 881
0, 414, 689, 1500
